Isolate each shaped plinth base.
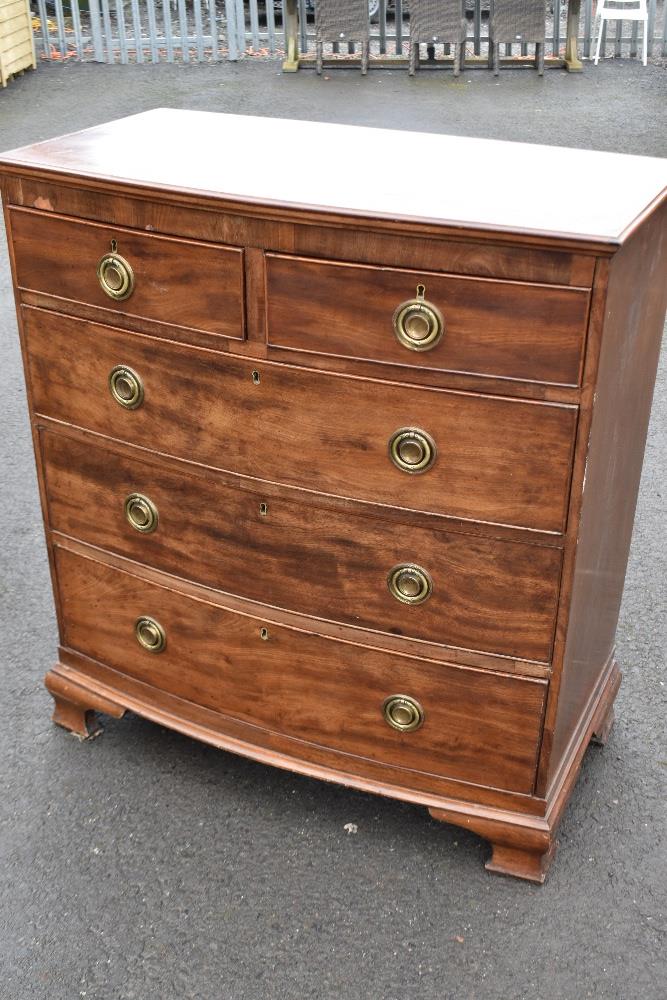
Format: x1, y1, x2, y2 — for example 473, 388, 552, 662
428, 806, 555, 883
45, 666, 125, 740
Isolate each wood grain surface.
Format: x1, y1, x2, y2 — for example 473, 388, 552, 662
3, 110, 664, 881
24, 307, 578, 533
266, 253, 590, 386
9, 206, 245, 340
41, 429, 562, 661
54, 544, 548, 795
4, 176, 596, 289
547, 199, 667, 787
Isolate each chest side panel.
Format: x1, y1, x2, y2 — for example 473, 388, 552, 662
546, 200, 667, 790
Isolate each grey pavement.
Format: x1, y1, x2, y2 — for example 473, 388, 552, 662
0, 59, 666, 1000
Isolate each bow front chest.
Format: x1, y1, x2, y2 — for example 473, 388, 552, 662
2, 111, 666, 882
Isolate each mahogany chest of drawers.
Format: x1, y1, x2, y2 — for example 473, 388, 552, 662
2, 111, 666, 882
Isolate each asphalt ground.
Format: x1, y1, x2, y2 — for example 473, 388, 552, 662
0, 58, 666, 1000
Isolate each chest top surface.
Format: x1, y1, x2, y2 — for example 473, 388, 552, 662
1, 109, 665, 246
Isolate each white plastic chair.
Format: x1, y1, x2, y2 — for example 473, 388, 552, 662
593, 0, 648, 66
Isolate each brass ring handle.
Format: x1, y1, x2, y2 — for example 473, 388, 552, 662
388, 427, 437, 474
109, 365, 144, 409
134, 616, 166, 653
124, 493, 159, 534
383, 695, 424, 733
388, 563, 432, 605
97, 250, 134, 301
393, 284, 443, 352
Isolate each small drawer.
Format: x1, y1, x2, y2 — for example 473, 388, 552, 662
9, 207, 245, 341
25, 308, 577, 534
42, 431, 562, 661
55, 546, 548, 794
265, 253, 590, 386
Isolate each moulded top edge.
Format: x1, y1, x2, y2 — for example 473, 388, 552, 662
1, 109, 666, 245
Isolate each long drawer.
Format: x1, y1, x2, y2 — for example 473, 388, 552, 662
42, 430, 562, 661
9, 208, 245, 341
265, 253, 591, 386
55, 545, 548, 794
25, 308, 577, 533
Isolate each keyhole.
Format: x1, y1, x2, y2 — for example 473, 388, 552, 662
252, 370, 261, 385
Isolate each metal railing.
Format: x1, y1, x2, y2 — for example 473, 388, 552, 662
31, 0, 667, 66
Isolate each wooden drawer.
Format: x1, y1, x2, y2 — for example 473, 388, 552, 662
42, 431, 562, 662
55, 545, 548, 794
25, 308, 577, 533
265, 253, 591, 386
8, 207, 245, 341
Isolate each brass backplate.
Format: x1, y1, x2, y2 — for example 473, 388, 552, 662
392, 293, 444, 352
124, 493, 159, 533
97, 251, 135, 301
134, 616, 166, 653
382, 694, 425, 733
387, 563, 432, 605
388, 427, 437, 474
109, 365, 144, 410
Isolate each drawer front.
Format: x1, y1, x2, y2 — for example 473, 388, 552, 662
25, 309, 576, 533
265, 253, 590, 386
9, 208, 245, 340
55, 546, 547, 794
42, 431, 562, 661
